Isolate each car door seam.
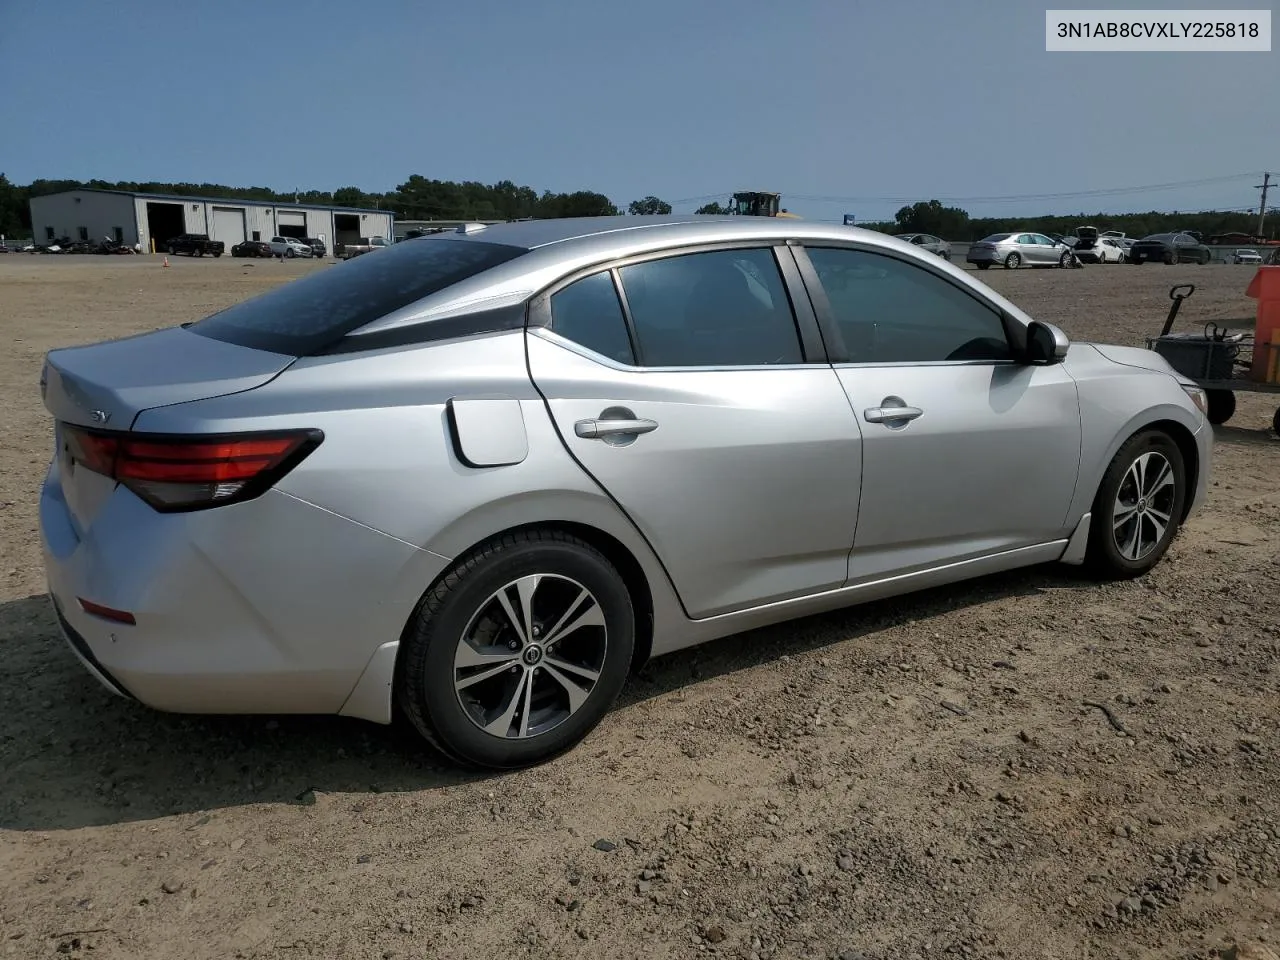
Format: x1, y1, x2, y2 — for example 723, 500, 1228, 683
521, 324, 695, 620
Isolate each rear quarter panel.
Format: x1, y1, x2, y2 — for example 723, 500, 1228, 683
131, 330, 692, 654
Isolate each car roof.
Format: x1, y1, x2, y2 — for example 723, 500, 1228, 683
346, 214, 1040, 340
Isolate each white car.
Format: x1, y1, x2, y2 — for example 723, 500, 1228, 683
1233, 248, 1263, 264
1073, 227, 1127, 264
269, 236, 313, 259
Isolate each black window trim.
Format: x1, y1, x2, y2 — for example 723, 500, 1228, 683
788, 241, 1025, 367
527, 239, 831, 371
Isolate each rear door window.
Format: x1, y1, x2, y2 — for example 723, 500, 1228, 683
189, 238, 527, 355
548, 272, 635, 365
617, 248, 804, 367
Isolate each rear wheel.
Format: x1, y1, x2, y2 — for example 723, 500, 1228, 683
1164, 250, 1176, 265
1273, 407, 1280, 437
1086, 430, 1186, 579
1206, 389, 1235, 425
1004, 253, 1020, 269
976, 263, 990, 270
396, 530, 635, 769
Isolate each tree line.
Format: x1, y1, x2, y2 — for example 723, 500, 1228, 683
0, 174, 1266, 242
860, 199, 1269, 242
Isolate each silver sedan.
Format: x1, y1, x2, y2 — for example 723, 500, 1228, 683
967, 231, 1076, 270
39, 215, 1212, 768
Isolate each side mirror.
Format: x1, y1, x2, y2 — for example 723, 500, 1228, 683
1025, 320, 1070, 364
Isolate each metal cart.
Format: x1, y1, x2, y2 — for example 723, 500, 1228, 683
1147, 283, 1280, 437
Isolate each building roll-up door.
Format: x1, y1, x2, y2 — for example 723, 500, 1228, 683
211, 207, 246, 247
277, 211, 306, 238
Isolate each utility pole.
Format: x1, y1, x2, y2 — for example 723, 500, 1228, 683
1257, 172, 1271, 238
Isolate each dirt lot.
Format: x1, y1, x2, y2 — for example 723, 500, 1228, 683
1, 254, 1278, 960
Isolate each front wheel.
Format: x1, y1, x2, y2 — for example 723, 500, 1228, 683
1086, 430, 1186, 579
1059, 250, 1073, 268
286, 248, 296, 258
396, 530, 636, 769
1004, 253, 1021, 269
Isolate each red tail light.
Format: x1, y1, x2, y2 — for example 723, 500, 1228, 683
61, 425, 323, 512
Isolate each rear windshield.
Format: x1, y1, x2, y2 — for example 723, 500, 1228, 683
189, 237, 527, 355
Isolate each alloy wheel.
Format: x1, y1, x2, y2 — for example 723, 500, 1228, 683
1111, 451, 1177, 561
453, 574, 607, 739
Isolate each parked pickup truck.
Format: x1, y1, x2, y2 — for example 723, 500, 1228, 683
166, 234, 224, 257
335, 236, 390, 260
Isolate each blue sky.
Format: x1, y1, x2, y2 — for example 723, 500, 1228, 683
1, 0, 1275, 222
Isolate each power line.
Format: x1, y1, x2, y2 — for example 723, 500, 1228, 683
788, 173, 1260, 205
668, 173, 1263, 209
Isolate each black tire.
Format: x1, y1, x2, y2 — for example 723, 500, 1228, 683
1004, 253, 1020, 269
976, 263, 990, 270
1200, 250, 1211, 265
1059, 250, 1073, 268
1206, 389, 1235, 425
286, 248, 296, 258
167, 245, 176, 256
1272, 406, 1280, 438
213, 251, 222, 258
1164, 251, 1176, 265
396, 530, 635, 769
1085, 430, 1187, 580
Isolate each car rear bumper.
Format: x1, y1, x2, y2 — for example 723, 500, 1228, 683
39, 458, 445, 720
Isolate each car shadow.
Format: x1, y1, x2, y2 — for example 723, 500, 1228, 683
0, 565, 1093, 832
1213, 422, 1278, 447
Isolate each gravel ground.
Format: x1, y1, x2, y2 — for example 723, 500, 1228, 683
1, 254, 1277, 960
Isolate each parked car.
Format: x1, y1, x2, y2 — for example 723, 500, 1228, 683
895, 233, 952, 260
1128, 233, 1212, 265
303, 237, 327, 258
166, 234, 224, 258
1072, 227, 1127, 264
231, 240, 273, 259
269, 236, 313, 259
38, 216, 1213, 769
966, 231, 1075, 270
1232, 248, 1263, 265
336, 236, 390, 260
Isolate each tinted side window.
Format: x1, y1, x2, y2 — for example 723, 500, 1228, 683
806, 247, 1011, 364
617, 248, 803, 367
548, 271, 635, 365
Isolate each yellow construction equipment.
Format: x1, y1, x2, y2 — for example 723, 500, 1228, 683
730, 191, 801, 219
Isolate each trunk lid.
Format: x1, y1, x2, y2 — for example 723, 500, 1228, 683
42, 326, 295, 535
42, 326, 295, 430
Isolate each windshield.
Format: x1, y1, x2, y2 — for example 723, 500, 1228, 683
190, 237, 527, 355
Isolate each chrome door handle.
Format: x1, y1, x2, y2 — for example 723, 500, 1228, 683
863, 404, 923, 424
574, 417, 659, 440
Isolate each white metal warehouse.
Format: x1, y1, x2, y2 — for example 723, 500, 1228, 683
29, 189, 394, 254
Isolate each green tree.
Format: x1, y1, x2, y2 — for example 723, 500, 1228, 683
695, 202, 728, 215
895, 199, 971, 238
628, 196, 672, 215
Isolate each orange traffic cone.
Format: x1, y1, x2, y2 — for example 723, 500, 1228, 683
162, 256, 169, 268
